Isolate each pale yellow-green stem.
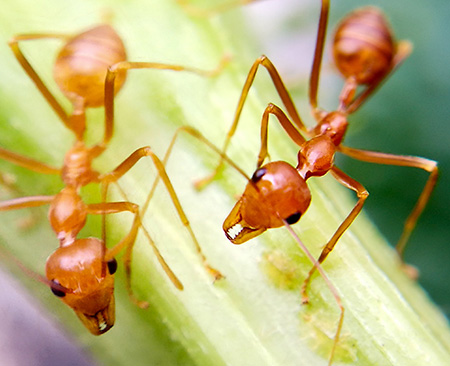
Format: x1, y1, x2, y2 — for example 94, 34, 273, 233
0, 1, 449, 366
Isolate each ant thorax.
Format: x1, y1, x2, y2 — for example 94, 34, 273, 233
311, 111, 348, 146
61, 141, 100, 188
48, 187, 87, 246
297, 135, 336, 180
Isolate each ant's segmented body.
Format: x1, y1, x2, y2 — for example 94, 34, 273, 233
0, 23, 225, 335
198, 1, 438, 364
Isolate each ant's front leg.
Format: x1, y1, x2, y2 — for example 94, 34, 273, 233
87, 201, 168, 307
8, 34, 75, 133
195, 55, 310, 189
99, 145, 222, 286
301, 167, 368, 302
257, 103, 306, 168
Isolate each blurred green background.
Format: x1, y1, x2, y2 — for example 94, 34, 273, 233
0, 0, 448, 365
243, 0, 450, 317
334, 0, 450, 316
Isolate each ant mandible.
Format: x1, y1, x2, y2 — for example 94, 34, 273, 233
0, 24, 225, 335
197, 0, 438, 364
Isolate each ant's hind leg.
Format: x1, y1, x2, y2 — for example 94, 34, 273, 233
102, 59, 228, 147
309, 0, 330, 115
137, 126, 252, 281
283, 220, 343, 366
98, 145, 222, 282
8, 34, 74, 132
344, 41, 413, 114
339, 145, 438, 261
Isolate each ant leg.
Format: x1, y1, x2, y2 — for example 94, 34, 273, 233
0, 195, 54, 211
0, 194, 53, 230
0, 243, 69, 294
136, 125, 249, 248
98, 146, 223, 281
0, 147, 61, 175
309, 0, 330, 117
310, 1, 411, 115
136, 126, 249, 262
283, 220, 343, 366
302, 167, 368, 301
345, 41, 413, 114
339, 145, 438, 259
88, 202, 140, 260
99, 181, 184, 293
196, 55, 309, 189
100, 127, 250, 282
102, 59, 228, 147
0, 194, 70, 293
0, 146, 60, 231
140, 125, 249, 219
257, 103, 306, 168
87, 201, 157, 307
8, 34, 73, 130
0, 179, 41, 230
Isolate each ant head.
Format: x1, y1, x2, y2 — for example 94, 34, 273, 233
46, 238, 116, 335
223, 161, 311, 244
53, 25, 127, 107
332, 6, 395, 85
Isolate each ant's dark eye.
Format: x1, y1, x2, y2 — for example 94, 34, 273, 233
285, 212, 301, 225
251, 167, 267, 183
50, 280, 66, 298
107, 258, 118, 275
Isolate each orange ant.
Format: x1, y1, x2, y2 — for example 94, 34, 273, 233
0, 24, 228, 335
196, 0, 438, 364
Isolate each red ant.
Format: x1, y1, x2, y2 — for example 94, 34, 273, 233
0, 23, 228, 335
196, 0, 438, 364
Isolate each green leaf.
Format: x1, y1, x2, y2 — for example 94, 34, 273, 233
0, 1, 449, 366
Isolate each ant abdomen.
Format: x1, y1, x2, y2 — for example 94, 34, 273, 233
53, 25, 127, 107
332, 6, 395, 85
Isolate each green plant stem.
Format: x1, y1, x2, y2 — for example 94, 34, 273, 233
0, 1, 449, 366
